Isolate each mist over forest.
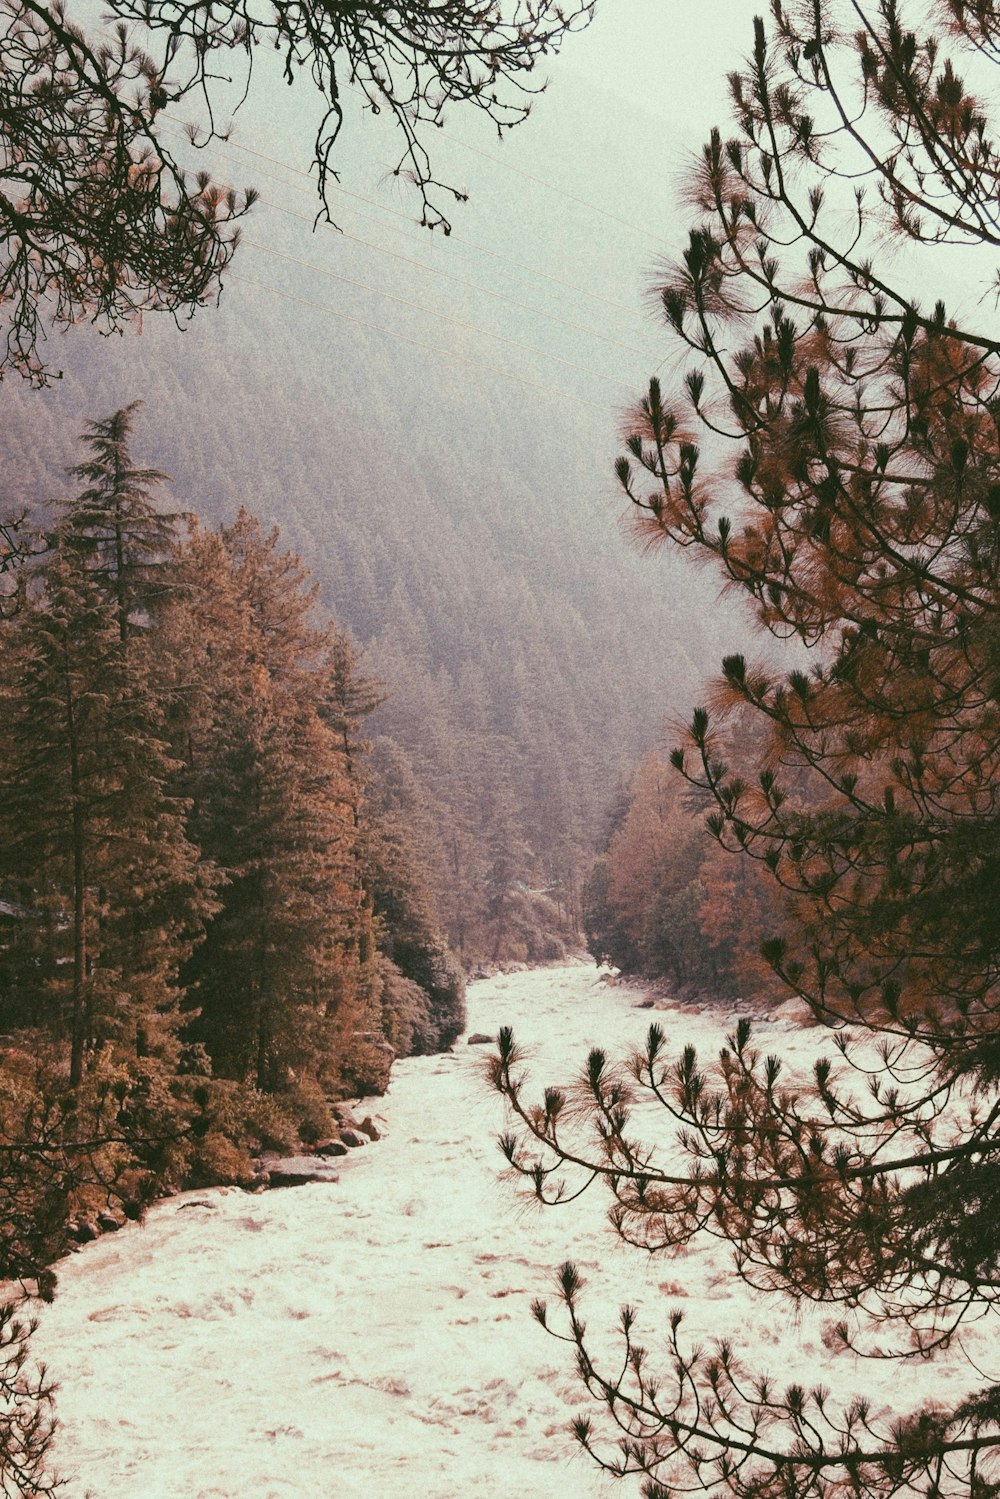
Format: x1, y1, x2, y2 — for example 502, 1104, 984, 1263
1, 30, 748, 962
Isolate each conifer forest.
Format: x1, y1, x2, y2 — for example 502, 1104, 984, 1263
3, 1, 1000, 1496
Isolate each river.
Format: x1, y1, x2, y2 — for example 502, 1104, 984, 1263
33, 962, 984, 1498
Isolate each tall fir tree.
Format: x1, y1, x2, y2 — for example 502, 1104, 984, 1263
497, 5, 1000, 1495
0, 544, 211, 1083
166, 518, 368, 1094
60, 402, 182, 643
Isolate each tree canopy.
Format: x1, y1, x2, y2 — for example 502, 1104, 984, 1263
496, 4, 1000, 1496
0, 0, 593, 382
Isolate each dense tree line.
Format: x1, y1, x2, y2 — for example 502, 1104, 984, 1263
495, 4, 1000, 1496
0, 404, 465, 1488
0, 404, 465, 1104
583, 745, 783, 998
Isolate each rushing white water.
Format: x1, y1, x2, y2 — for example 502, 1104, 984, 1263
34, 963, 987, 1498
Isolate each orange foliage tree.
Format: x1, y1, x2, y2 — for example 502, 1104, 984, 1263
586, 748, 781, 997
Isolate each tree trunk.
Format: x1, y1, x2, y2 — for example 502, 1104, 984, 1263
64, 651, 88, 1089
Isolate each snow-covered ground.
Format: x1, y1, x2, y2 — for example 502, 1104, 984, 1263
34, 963, 990, 1498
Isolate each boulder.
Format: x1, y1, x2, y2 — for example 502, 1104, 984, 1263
265, 1154, 341, 1188
358, 1116, 381, 1142
466, 1032, 493, 1046
770, 995, 818, 1026
68, 1217, 99, 1244
96, 1210, 121, 1233
313, 1138, 349, 1157
339, 1128, 367, 1149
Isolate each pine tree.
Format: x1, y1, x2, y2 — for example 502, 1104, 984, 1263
318, 626, 386, 971
0, 542, 210, 1084
61, 401, 182, 643
365, 642, 487, 958
496, 6, 1000, 1496
167, 518, 365, 1094
365, 801, 466, 1055
0, 1299, 57, 1498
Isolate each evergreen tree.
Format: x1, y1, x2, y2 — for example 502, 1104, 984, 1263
192, 663, 359, 1090
0, 1299, 57, 1498
318, 625, 386, 973
365, 800, 466, 1055
496, 6, 1000, 1495
61, 402, 182, 642
168, 519, 365, 1093
0, 543, 210, 1084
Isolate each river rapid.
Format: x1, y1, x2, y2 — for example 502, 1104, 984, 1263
33, 962, 980, 1498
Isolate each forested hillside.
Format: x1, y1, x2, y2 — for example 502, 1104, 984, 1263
0, 62, 741, 962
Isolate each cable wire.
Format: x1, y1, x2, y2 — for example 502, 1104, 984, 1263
164, 117, 646, 320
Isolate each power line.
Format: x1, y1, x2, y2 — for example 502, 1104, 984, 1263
438, 127, 664, 244
164, 118, 646, 320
